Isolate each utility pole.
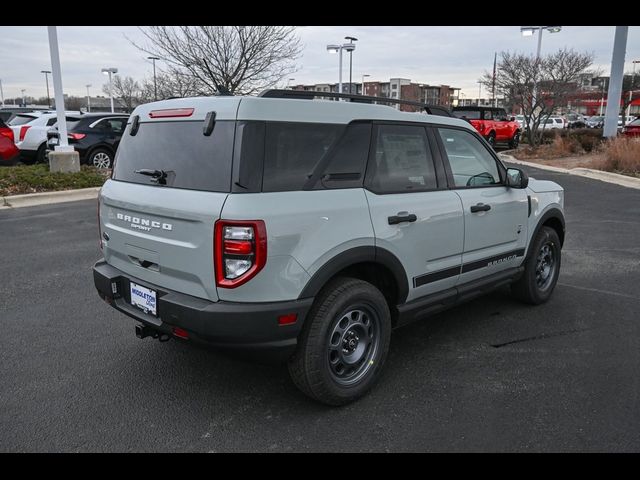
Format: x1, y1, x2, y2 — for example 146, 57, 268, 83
604, 26, 629, 138
86, 84, 91, 112
47, 26, 71, 150
147, 56, 160, 101
345, 36, 358, 94
41, 70, 52, 108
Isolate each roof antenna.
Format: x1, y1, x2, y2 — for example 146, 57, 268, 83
215, 84, 232, 96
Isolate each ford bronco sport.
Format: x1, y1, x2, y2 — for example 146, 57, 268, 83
452, 106, 521, 149
94, 90, 565, 405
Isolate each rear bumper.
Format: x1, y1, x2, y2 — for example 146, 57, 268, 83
0, 150, 20, 166
93, 260, 313, 363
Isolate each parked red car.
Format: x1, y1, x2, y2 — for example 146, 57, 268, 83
451, 106, 521, 149
0, 119, 20, 166
621, 118, 640, 137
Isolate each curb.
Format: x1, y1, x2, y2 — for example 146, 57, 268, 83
498, 154, 640, 190
1, 187, 100, 209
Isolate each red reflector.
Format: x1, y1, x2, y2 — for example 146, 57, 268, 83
278, 313, 297, 326
149, 108, 194, 118
68, 133, 86, 140
223, 239, 253, 255
19, 125, 31, 141
172, 327, 189, 339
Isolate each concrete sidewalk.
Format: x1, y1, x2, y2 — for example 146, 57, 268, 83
1, 187, 100, 209
499, 153, 640, 190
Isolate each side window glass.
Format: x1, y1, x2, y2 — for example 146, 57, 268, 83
438, 128, 501, 187
46, 118, 57, 126
263, 122, 342, 192
365, 124, 436, 193
319, 123, 371, 189
108, 119, 126, 134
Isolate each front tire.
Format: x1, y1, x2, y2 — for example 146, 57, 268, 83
511, 226, 561, 305
88, 148, 113, 169
486, 132, 496, 149
288, 277, 391, 406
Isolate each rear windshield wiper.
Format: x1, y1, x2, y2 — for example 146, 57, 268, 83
135, 169, 168, 185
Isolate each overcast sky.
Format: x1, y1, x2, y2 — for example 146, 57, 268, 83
1, 26, 639, 101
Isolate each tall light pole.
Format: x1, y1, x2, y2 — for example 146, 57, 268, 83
86, 84, 92, 113
47, 26, 71, 151
41, 70, 52, 108
0, 78, 4, 107
147, 56, 159, 101
520, 26, 562, 113
327, 42, 356, 96
599, 78, 607, 116
477, 80, 482, 105
345, 36, 358, 94
21, 89, 26, 106
101, 67, 118, 113
361, 74, 370, 96
626, 60, 639, 121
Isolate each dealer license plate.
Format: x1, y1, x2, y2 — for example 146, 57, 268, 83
130, 282, 157, 316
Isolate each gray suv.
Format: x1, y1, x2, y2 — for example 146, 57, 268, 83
94, 91, 565, 405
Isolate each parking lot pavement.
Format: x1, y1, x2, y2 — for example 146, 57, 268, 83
1, 165, 639, 452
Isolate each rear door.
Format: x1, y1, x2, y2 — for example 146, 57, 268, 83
364, 123, 464, 302
101, 118, 236, 302
435, 126, 528, 285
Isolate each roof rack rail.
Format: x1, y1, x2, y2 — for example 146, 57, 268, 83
258, 89, 452, 117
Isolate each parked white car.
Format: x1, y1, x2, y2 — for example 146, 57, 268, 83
539, 116, 566, 130
8, 111, 80, 164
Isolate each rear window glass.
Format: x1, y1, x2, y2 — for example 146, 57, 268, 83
262, 122, 343, 192
452, 110, 481, 120
8, 114, 37, 126
112, 120, 234, 193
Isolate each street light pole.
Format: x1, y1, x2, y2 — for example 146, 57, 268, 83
102, 67, 118, 113
599, 79, 606, 116
41, 70, 52, 108
47, 26, 71, 150
21, 89, 26, 107
327, 42, 356, 97
521, 26, 562, 115
0, 78, 4, 107
477, 80, 482, 105
345, 36, 358, 94
147, 56, 159, 101
86, 84, 91, 113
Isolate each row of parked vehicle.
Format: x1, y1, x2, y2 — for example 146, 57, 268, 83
0, 107, 129, 167
513, 113, 638, 132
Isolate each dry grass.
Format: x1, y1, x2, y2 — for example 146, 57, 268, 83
591, 137, 640, 177
516, 135, 583, 159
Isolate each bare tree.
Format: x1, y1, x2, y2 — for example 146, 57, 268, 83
103, 75, 141, 113
139, 67, 207, 103
130, 26, 302, 95
481, 48, 594, 147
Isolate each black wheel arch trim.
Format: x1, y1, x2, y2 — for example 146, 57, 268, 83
526, 208, 565, 261
298, 245, 409, 304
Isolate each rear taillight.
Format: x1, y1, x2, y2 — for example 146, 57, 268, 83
68, 133, 86, 140
19, 125, 31, 141
214, 220, 267, 288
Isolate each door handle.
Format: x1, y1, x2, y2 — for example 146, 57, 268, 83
388, 213, 417, 225
470, 203, 491, 213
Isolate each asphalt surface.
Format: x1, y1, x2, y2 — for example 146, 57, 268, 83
1, 165, 639, 452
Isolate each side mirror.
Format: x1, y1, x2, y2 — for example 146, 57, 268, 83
506, 167, 529, 189
510, 116, 516, 122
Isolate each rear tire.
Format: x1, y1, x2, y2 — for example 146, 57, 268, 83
36, 143, 47, 164
288, 277, 391, 406
511, 226, 561, 305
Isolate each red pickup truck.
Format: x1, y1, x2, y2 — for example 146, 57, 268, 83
451, 106, 521, 149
